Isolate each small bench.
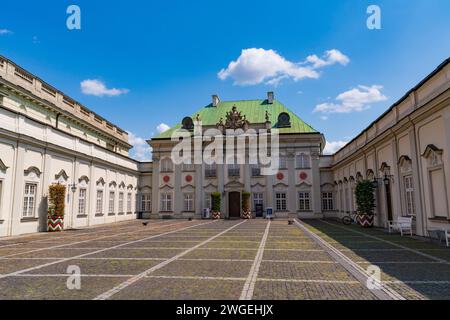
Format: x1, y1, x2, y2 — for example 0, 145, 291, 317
388, 217, 413, 236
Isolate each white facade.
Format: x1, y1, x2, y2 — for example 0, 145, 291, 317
0, 56, 139, 237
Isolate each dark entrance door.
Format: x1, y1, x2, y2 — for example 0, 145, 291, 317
228, 192, 241, 218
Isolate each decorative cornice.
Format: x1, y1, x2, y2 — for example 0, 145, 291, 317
422, 144, 443, 158
24, 166, 41, 176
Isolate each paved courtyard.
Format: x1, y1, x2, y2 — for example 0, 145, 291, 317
0, 218, 449, 300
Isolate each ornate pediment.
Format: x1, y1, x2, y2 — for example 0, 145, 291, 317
119, 181, 126, 189
78, 176, 90, 184
55, 170, 69, 182
398, 155, 412, 173
96, 177, 106, 186
220, 105, 250, 130
24, 166, 42, 177
422, 144, 443, 167
0, 159, 8, 171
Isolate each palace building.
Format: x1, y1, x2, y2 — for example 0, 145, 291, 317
0, 55, 449, 237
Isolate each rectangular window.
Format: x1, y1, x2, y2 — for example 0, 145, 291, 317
205, 164, 216, 177
23, 183, 37, 217
184, 193, 194, 211
298, 192, 311, 211
78, 188, 86, 215
109, 191, 115, 214
322, 192, 334, 211
228, 163, 240, 177
182, 163, 195, 172
251, 165, 261, 177
403, 175, 415, 216
141, 193, 152, 212
204, 192, 211, 209
296, 154, 310, 169
96, 190, 103, 214
279, 156, 287, 170
118, 192, 124, 213
253, 193, 264, 209
160, 193, 172, 212
127, 193, 132, 212
275, 192, 287, 211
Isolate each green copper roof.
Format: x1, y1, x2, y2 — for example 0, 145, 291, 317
153, 99, 318, 139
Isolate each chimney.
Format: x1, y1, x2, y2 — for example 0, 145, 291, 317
212, 94, 220, 107
267, 92, 274, 104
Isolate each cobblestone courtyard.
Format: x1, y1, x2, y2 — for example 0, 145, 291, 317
0, 219, 449, 300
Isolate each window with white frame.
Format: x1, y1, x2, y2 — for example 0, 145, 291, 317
204, 192, 211, 209
127, 193, 132, 212
403, 175, 415, 216
322, 192, 334, 211
253, 193, 264, 209
228, 163, 240, 177
182, 163, 195, 172
23, 183, 37, 217
109, 191, 115, 214
279, 156, 287, 169
205, 163, 216, 177
160, 158, 173, 172
78, 188, 86, 215
298, 192, 311, 211
296, 154, 310, 169
275, 192, 287, 211
96, 190, 103, 214
160, 193, 172, 211
184, 193, 194, 211
251, 164, 261, 176
141, 193, 152, 212
118, 192, 124, 213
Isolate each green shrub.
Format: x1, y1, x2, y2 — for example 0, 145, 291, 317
211, 192, 221, 212
355, 180, 375, 216
242, 192, 251, 211
48, 184, 66, 217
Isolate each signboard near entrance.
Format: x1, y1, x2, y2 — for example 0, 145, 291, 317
266, 207, 273, 219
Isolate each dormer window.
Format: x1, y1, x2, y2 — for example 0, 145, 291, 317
277, 112, 291, 128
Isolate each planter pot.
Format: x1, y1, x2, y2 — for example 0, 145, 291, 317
242, 210, 251, 220
356, 214, 374, 228
212, 211, 221, 220
48, 215, 64, 232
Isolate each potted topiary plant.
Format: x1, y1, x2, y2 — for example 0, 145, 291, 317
355, 180, 376, 228
47, 184, 66, 232
241, 192, 251, 219
211, 192, 221, 219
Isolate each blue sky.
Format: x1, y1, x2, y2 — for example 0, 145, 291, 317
1, 0, 450, 160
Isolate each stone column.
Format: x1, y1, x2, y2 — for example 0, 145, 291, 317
287, 153, 296, 214
151, 156, 160, 219
174, 164, 182, 218
195, 163, 203, 219
217, 163, 225, 216
311, 151, 322, 215
40, 152, 52, 232
9, 143, 25, 236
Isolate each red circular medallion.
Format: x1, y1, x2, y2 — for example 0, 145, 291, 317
299, 172, 308, 180
185, 175, 193, 183
163, 175, 170, 183
276, 172, 284, 180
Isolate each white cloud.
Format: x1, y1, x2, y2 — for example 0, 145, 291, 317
314, 85, 387, 114
323, 140, 349, 155
218, 48, 349, 86
81, 79, 129, 97
0, 29, 13, 35
127, 131, 152, 161
156, 123, 170, 133
320, 115, 328, 121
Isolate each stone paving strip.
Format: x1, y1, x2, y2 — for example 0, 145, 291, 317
0, 220, 168, 249
303, 220, 450, 299
0, 220, 187, 258
320, 220, 449, 264
295, 219, 404, 300
240, 221, 271, 300
93, 220, 248, 300
0, 220, 213, 280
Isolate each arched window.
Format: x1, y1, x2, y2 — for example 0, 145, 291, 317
160, 158, 173, 172
295, 154, 310, 169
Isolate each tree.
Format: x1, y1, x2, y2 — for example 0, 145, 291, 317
355, 180, 375, 216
